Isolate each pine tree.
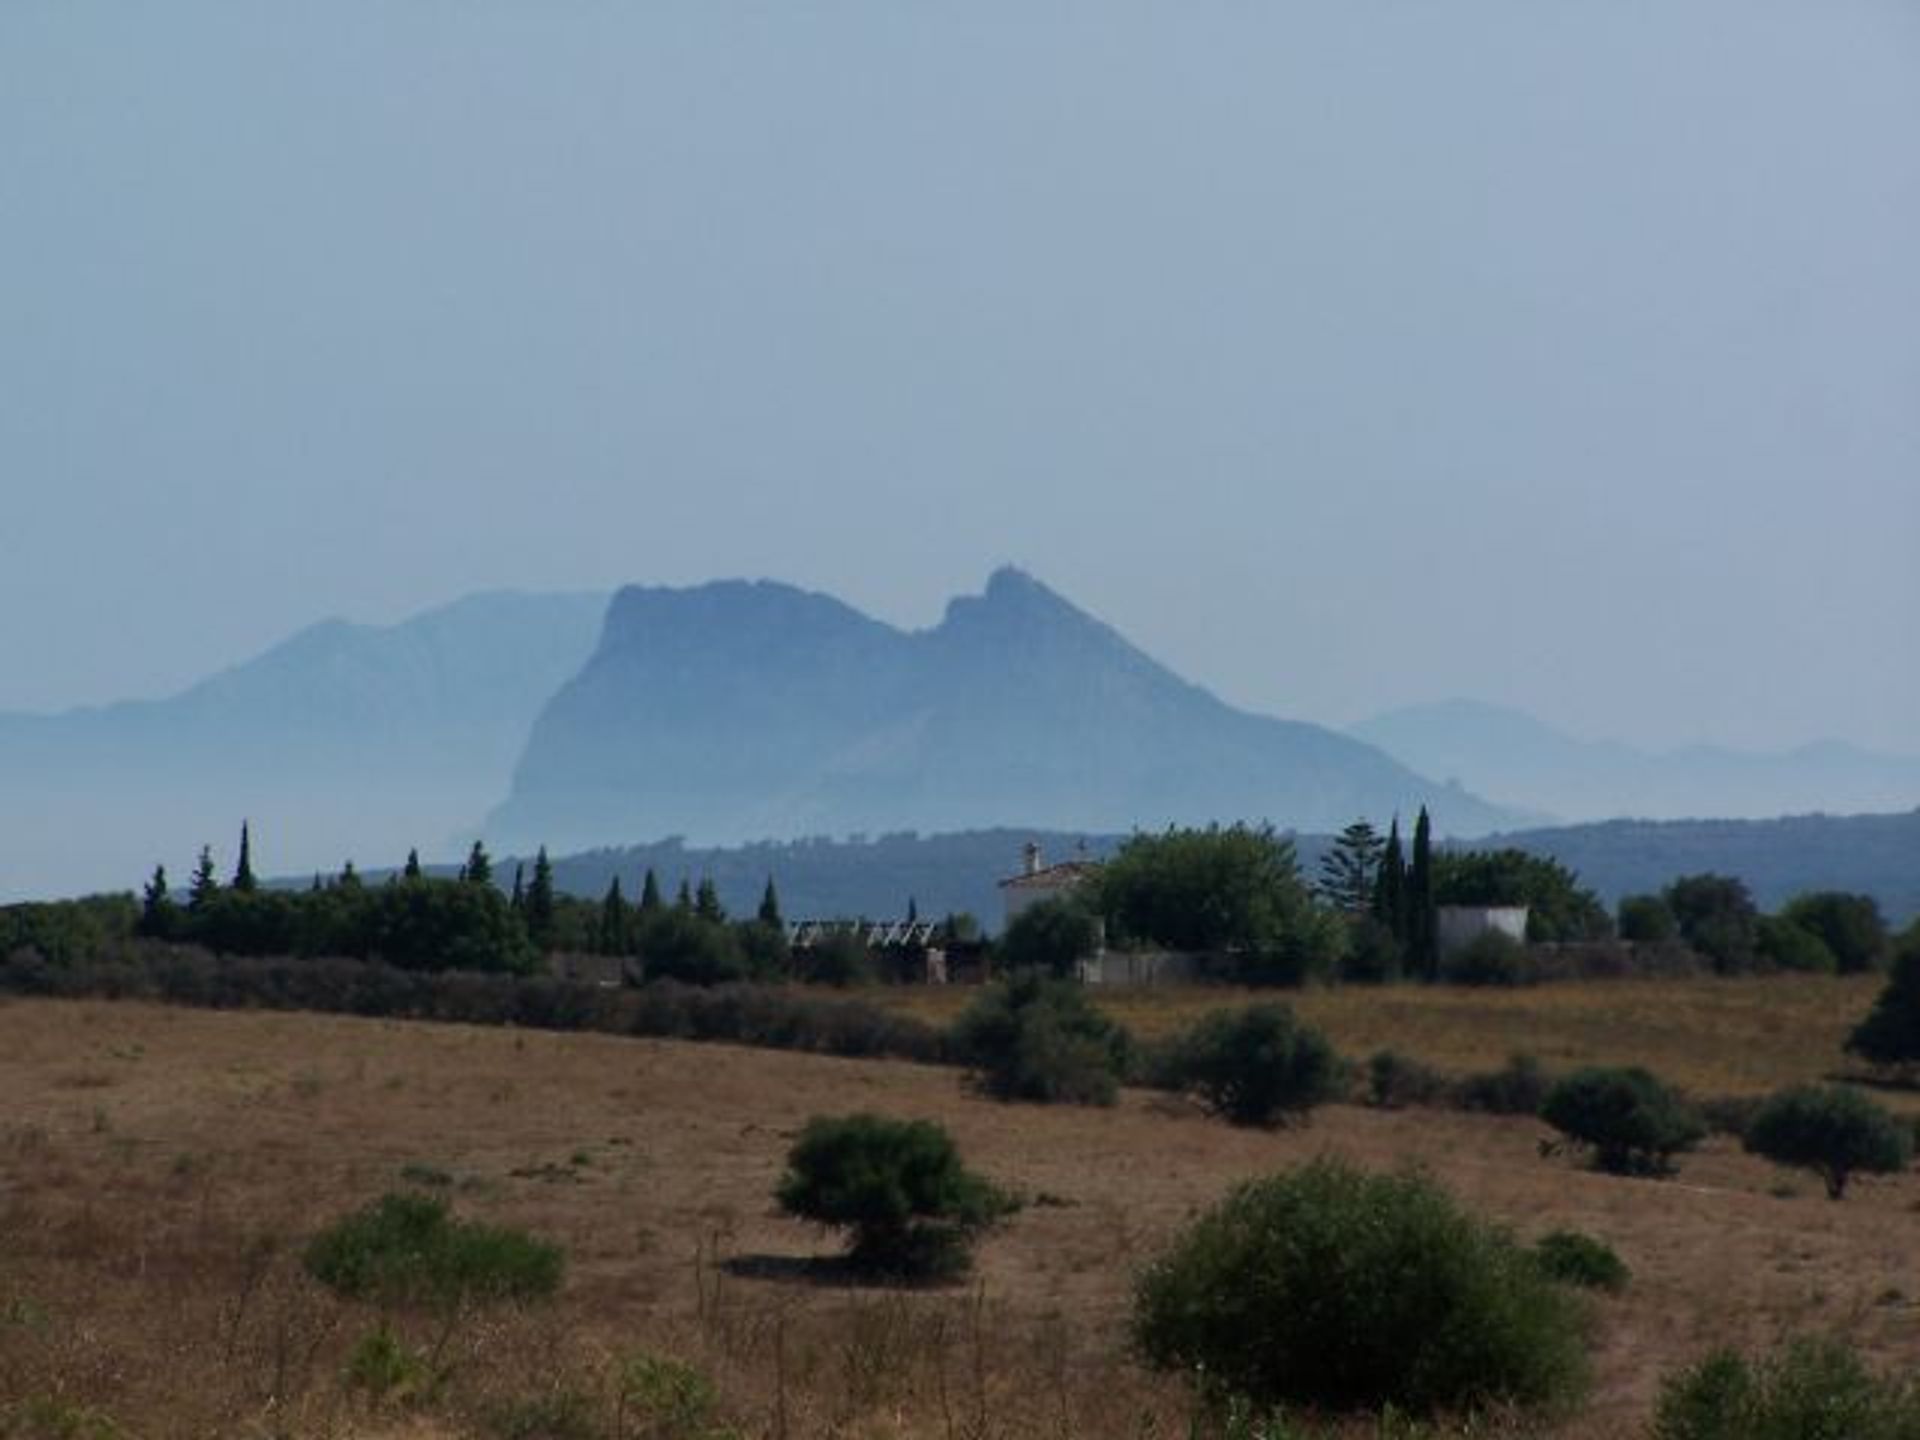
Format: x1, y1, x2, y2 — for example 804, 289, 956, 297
462, 840, 493, 887
1372, 818, 1406, 942
509, 862, 525, 910
527, 847, 557, 944
139, 865, 175, 939
695, 877, 725, 924
338, 860, 361, 889
1409, 807, 1437, 980
758, 877, 783, 928
908, 896, 920, 925
404, 848, 423, 881
1318, 820, 1385, 914
188, 846, 220, 913
233, 822, 258, 893
599, 876, 629, 955
675, 879, 693, 913
639, 868, 663, 914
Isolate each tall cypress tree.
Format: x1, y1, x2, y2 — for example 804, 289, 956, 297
509, 862, 525, 911
675, 878, 693, 913
639, 868, 663, 914
233, 822, 258, 893
403, 848, 423, 881
188, 846, 219, 913
462, 840, 493, 888
1372, 818, 1406, 942
527, 847, 557, 944
695, 877, 725, 923
599, 876, 629, 955
1409, 807, 1437, 980
758, 877, 783, 928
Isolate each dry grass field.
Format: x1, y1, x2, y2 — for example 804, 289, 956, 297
2, 992, 1916, 1439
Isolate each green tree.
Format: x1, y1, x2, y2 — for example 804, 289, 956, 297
1432, 848, 1613, 942
639, 868, 663, 914
637, 908, 747, 986
403, 848, 423, 882
694, 877, 725, 924
1317, 820, 1385, 914
233, 822, 258, 893
776, 1114, 1013, 1278
138, 864, 176, 940
675, 879, 693, 913
1618, 893, 1678, 943
757, 877, 783, 928
461, 841, 493, 888
949, 974, 1133, 1106
525, 847, 556, 945
598, 876, 630, 955
188, 845, 220, 913
1755, 916, 1838, 973
1654, 1338, 1920, 1440
1743, 1085, 1912, 1200
1372, 816, 1407, 943
1541, 1066, 1706, 1177
1664, 873, 1759, 972
1160, 1003, 1346, 1127
1781, 892, 1888, 975
1407, 807, 1437, 979
1847, 932, 1920, 1067
998, 897, 1100, 978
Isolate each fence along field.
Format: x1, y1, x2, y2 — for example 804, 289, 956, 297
4, 992, 1918, 1438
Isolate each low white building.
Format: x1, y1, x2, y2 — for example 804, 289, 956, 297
1436, 904, 1530, 955
997, 841, 1102, 928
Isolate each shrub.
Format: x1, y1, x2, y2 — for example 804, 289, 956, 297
948, 974, 1131, 1105
1161, 1004, 1346, 1126
1531, 1229, 1629, 1292
1366, 1049, 1447, 1110
303, 1192, 564, 1310
1540, 1067, 1705, 1176
1653, 1337, 1920, 1440
616, 1351, 733, 1440
1618, 894, 1678, 943
1458, 1053, 1551, 1116
1132, 1158, 1589, 1416
793, 928, 875, 987
1846, 936, 1920, 1068
1438, 930, 1535, 986
1782, 891, 1889, 975
1339, 915, 1403, 984
775, 1113, 1015, 1278
1742, 1084, 1912, 1200
1755, 917, 1837, 975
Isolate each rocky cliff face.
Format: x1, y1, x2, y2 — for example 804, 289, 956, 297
488, 568, 1517, 851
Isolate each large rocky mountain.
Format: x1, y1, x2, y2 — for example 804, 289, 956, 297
488, 568, 1519, 852
1, 590, 607, 900
1353, 699, 1920, 823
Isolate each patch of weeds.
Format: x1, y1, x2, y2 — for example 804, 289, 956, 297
570, 1149, 594, 1168
616, 1351, 735, 1439
1769, 1182, 1800, 1200
484, 1388, 599, 1440
304, 1192, 564, 1309
508, 1161, 584, 1185
290, 1071, 324, 1100
399, 1163, 454, 1190
343, 1322, 433, 1404
4, 1295, 52, 1334
1532, 1230, 1630, 1293
10, 1396, 125, 1438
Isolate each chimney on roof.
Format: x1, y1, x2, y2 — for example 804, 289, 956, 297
1022, 841, 1042, 877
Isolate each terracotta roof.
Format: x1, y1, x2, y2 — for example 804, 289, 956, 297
998, 861, 1103, 890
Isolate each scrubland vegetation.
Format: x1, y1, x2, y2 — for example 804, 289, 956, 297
4, 819, 1919, 1435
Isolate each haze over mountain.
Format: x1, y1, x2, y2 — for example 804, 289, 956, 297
0, 591, 606, 901
488, 568, 1518, 853
1354, 700, 1920, 824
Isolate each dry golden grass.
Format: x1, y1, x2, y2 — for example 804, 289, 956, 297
1, 994, 1916, 1439
882, 974, 1898, 1102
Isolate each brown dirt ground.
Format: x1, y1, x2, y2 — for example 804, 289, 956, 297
1, 996, 1916, 1439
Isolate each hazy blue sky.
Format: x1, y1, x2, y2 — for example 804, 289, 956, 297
4, 3, 1915, 753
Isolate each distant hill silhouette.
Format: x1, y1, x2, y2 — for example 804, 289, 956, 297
0, 591, 606, 900
488, 568, 1520, 852
1354, 699, 1920, 823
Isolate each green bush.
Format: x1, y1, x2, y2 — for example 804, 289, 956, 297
1531, 1229, 1629, 1292
775, 1113, 1015, 1279
1782, 891, 1889, 975
1654, 1337, 1920, 1440
1132, 1158, 1589, 1417
998, 897, 1101, 978
1755, 916, 1838, 975
1541, 1066, 1705, 1177
1742, 1084, 1912, 1200
616, 1351, 736, 1439
1366, 1049, 1447, 1110
1618, 894, 1678, 943
1457, 1053, 1551, 1116
1161, 1004, 1346, 1127
303, 1192, 564, 1310
1847, 936, 1920, 1068
948, 974, 1132, 1105
1438, 930, 1535, 986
